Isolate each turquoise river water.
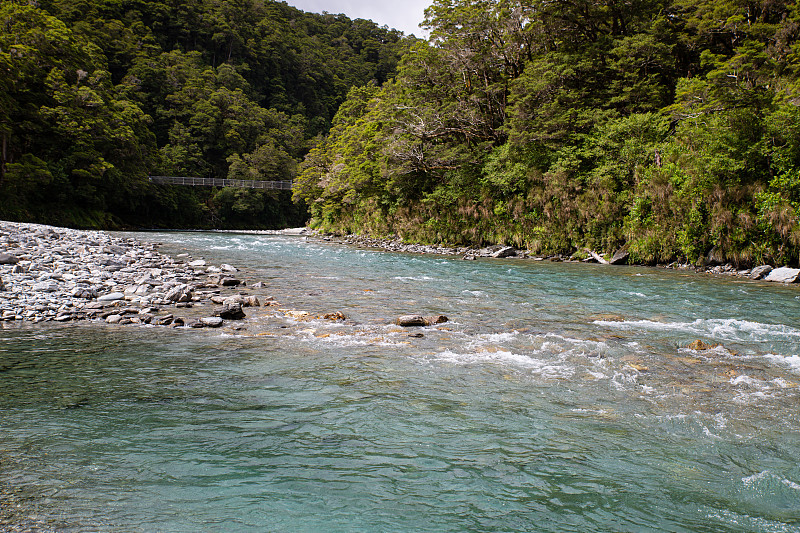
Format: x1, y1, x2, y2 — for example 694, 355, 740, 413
2, 231, 800, 532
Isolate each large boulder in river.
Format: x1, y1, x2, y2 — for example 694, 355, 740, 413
216, 302, 246, 320
397, 315, 427, 327
750, 265, 773, 280
396, 315, 449, 327
764, 267, 800, 283
201, 317, 224, 328
491, 246, 517, 258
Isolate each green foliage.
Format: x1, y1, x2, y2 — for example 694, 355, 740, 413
296, 0, 800, 266
0, 0, 408, 228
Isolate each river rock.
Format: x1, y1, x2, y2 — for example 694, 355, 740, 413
0, 253, 19, 264
98, 292, 125, 302
223, 295, 245, 306
217, 302, 246, 320
154, 314, 174, 326
33, 281, 59, 292
397, 315, 427, 327
164, 284, 192, 303
687, 339, 721, 350
764, 267, 800, 283
201, 317, 224, 328
220, 264, 238, 273
750, 265, 773, 280
106, 314, 123, 324
72, 287, 98, 299
396, 314, 449, 327
221, 277, 241, 287
609, 248, 629, 265
188, 259, 207, 268
492, 246, 517, 258
283, 310, 310, 320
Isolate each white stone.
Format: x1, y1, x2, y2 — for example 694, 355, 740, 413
98, 292, 125, 301
764, 267, 800, 283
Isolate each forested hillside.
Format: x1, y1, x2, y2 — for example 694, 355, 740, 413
0, 0, 408, 228
295, 0, 800, 266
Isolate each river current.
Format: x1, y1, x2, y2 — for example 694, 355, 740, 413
2, 232, 800, 532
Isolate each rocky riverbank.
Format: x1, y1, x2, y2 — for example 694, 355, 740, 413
322, 233, 800, 283
0, 221, 273, 328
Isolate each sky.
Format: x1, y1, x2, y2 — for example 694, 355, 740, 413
285, 0, 432, 37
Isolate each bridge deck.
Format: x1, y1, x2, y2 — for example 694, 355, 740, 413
149, 175, 293, 190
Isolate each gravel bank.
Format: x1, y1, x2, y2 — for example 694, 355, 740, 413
0, 221, 267, 328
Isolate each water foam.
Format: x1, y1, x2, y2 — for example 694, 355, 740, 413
433, 348, 576, 379
594, 317, 800, 342
764, 353, 800, 373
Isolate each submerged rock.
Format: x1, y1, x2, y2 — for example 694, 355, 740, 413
687, 340, 721, 351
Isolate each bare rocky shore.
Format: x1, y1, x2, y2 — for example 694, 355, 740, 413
0, 221, 272, 328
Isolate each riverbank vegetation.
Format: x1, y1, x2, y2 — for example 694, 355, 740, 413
0, 0, 408, 229
294, 0, 800, 266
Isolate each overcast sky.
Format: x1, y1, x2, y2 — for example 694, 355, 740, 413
285, 0, 432, 37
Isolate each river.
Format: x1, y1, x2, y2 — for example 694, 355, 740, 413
2, 231, 799, 532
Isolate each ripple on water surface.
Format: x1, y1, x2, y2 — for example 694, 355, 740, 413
2, 231, 800, 531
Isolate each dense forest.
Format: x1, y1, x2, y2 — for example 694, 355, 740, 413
295, 0, 800, 266
0, 0, 408, 228
4, 0, 800, 266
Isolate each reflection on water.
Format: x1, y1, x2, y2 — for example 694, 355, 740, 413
2, 232, 800, 532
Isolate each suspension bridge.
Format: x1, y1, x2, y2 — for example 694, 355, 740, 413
149, 175, 293, 190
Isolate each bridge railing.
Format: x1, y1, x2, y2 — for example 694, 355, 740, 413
149, 175, 293, 190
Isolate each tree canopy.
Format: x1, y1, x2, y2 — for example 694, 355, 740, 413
0, 0, 410, 228
295, 0, 800, 266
